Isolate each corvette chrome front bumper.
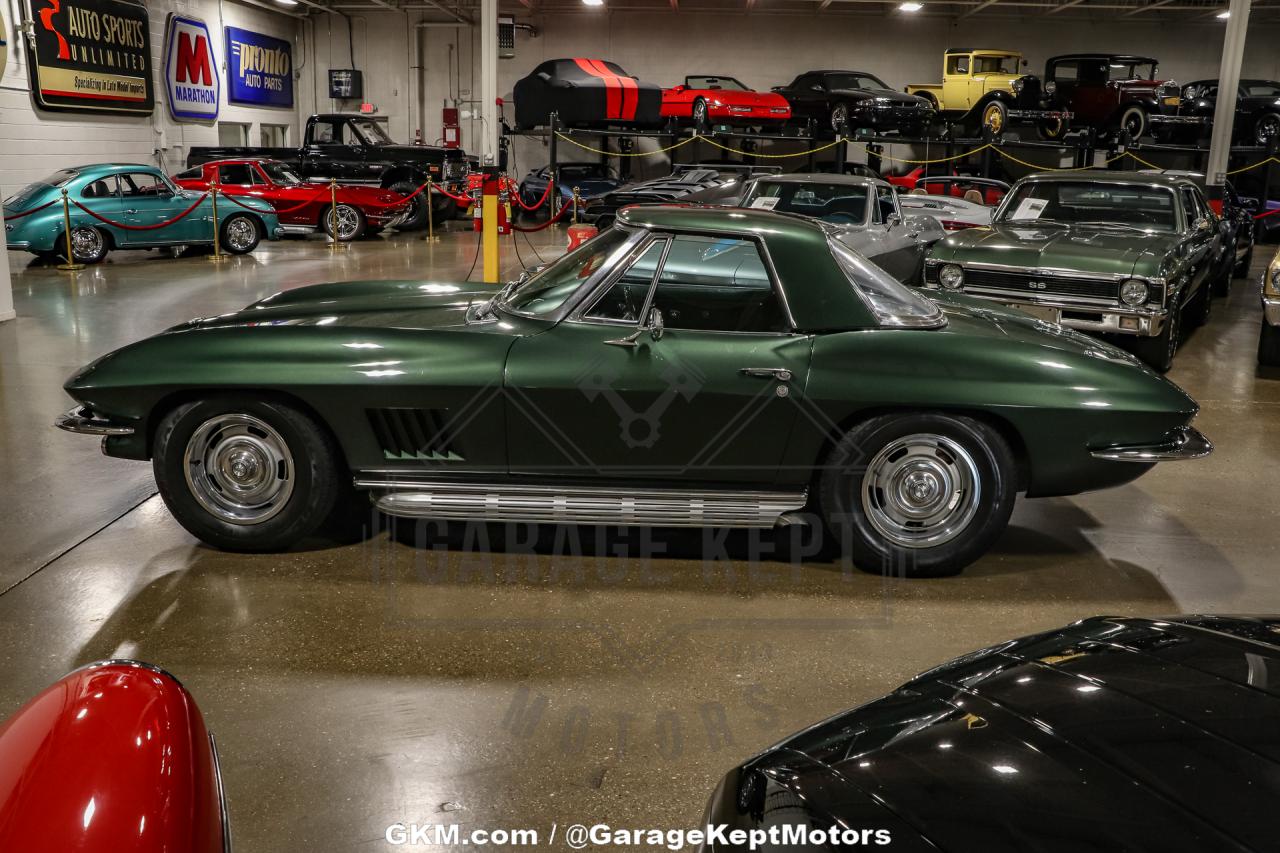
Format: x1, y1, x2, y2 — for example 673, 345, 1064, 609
1090, 426, 1213, 462
55, 405, 135, 436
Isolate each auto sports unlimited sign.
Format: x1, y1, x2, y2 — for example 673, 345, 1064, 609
164, 14, 219, 121
26, 0, 154, 114
225, 26, 293, 108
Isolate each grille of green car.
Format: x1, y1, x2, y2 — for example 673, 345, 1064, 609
366, 408, 463, 462
947, 268, 1121, 300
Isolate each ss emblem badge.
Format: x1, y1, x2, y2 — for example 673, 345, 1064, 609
1028, 281, 1048, 290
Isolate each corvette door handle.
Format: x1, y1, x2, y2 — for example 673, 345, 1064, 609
124, 208, 138, 214
741, 367, 793, 381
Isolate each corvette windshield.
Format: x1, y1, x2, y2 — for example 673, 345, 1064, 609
744, 181, 869, 224
261, 162, 302, 185
502, 227, 636, 316
685, 76, 747, 91
825, 73, 889, 91
998, 181, 1177, 232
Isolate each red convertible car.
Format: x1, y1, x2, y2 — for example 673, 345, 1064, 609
174, 159, 411, 241
0, 661, 228, 852
661, 75, 791, 129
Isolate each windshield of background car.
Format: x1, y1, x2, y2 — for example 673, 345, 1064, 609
351, 119, 394, 145
261, 162, 302, 185
685, 76, 747, 91
998, 181, 1177, 232
826, 74, 889, 91
828, 237, 944, 328
973, 55, 1020, 75
502, 226, 638, 316
744, 181, 869, 224
1110, 61, 1156, 80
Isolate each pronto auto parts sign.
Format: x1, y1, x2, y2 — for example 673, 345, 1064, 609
26, 0, 154, 114
164, 14, 219, 121
225, 26, 293, 109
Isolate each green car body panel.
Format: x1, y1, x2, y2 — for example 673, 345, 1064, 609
63, 205, 1200, 505
4, 163, 282, 255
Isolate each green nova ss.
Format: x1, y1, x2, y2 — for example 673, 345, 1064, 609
924, 171, 1225, 372
57, 206, 1210, 576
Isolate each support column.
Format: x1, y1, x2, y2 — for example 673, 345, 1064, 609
480, 0, 500, 283
1206, 0, 1252, 202
0, 252, 13, 323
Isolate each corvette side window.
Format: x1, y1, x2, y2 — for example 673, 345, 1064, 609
648, 236, 789, 333
584, 240, 667, 323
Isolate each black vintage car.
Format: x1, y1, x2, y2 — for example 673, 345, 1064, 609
701, 615, 1280, 852
772, 70, 934, 137
188, 114, 468, 229
582, 163, 779, 227
1183, 79, 1280, 145
513, 58, 663, 131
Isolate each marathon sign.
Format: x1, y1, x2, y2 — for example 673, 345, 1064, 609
164, 14, 219, 121
225, 26, 293, 109
25, 0, 154, 114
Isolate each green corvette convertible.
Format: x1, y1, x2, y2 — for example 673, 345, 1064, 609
57, 206, 1210, 576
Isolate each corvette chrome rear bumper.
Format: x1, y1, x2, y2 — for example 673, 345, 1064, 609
1090, 426, 1212, 462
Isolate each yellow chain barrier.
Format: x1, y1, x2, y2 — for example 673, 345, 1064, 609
697, 135, 847, 158
1226, 155, 1280, 175
554, 132, 698, 157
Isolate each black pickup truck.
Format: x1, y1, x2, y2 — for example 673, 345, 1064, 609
188, 114, 469, 229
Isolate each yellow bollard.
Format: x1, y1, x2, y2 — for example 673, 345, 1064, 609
423, 177, 439, 243
56, 188, 85, 272
327, 178, 345, 251
207, 181, 227, 263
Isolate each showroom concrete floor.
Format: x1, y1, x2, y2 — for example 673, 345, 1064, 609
2, 227, 1279, 851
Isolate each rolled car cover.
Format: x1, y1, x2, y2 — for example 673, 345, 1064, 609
0, 661, 226, 853
514, 58, 662, 128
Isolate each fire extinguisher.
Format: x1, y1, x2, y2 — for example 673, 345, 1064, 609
468, 172, 485, 232
496, 175, 512, 236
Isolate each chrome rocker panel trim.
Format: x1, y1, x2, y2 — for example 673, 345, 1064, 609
55, 405, 136, 435
1090, 426, 1213, 462
358, 480, 809, 528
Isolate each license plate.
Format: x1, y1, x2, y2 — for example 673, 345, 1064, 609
1018, 304, 1060, 323
1163, 96, 1180, 106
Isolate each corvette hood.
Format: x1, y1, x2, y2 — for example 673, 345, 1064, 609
179, 280, 489, 332
938, 223, 1176, 277
830, 87, 929, 107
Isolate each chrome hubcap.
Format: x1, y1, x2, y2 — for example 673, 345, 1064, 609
1260, 118, 1279, 142
832, 105, 848, 130
861, 433, 981, 548
225, 217, 256, 251
334, 205, 360, 239
184, 414, 294, 525
71, 227, 102, 259
985, 106, 1003, 133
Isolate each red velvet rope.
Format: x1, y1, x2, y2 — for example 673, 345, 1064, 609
508, 178, 554, 212
433, 183, 472, 204
511, 199, 574, 232
70, 193, 209, 230
1254, 207, 1280, 220
3, 198, 59, 221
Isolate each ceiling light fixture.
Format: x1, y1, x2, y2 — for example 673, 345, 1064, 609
1216, 9, 1230, 17
899, 1, 924, 10
582, 0, 605, 6
275, 0, 299, 6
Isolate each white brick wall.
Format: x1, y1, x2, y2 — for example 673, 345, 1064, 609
1, 0, 301, 199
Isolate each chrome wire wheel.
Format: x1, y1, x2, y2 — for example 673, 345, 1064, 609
1256, 114, 1280, 145
224, 216, 257, 252
861, 433, 982, 549
983, 103, 1005, 135
70, 227, 103, 260
332, 204, 361, 240
183, 414, 295, 525
831, 103, 849, 132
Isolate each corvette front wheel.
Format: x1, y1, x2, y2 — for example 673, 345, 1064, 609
818, 413, 1017, 577
153, 397, 349, 551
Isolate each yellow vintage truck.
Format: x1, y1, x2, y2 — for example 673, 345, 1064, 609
907, 48, 1071, 138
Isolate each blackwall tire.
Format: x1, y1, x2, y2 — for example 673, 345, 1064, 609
1260, 321, 1280, 367
1131, 301, 1182, 373
390, 180, 429, 230
1234, 245, 1253, 279
818, 413, 1017, 578
152, 397, 347, 552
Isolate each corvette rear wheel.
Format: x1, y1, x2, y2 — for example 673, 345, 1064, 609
321, 203, 366, 241
153, 397, 348, 551
818, 413, 1016, 578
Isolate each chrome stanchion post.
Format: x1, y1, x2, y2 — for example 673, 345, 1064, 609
56, 188, 85, 272
572, 186, 581, 224
207, 181, 227, 263
327, 178, 345, 251
424, 176, 439, 243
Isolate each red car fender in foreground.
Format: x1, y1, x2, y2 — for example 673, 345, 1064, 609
0, 661, 227, 853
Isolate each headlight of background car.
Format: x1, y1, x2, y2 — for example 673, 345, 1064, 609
1044, 80, 1057, 95
939, 264, 965, 290
1011, 77, 1025, 95
1119, 279, 1149, 306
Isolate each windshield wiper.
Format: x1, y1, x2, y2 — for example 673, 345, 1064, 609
1076, 221, 1152, 232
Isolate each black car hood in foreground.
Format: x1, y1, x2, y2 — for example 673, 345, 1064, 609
704, 616, 1280, 852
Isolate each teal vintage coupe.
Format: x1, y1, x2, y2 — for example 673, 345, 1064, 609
57, 206, 1209, 576
5, 164, 282, 264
